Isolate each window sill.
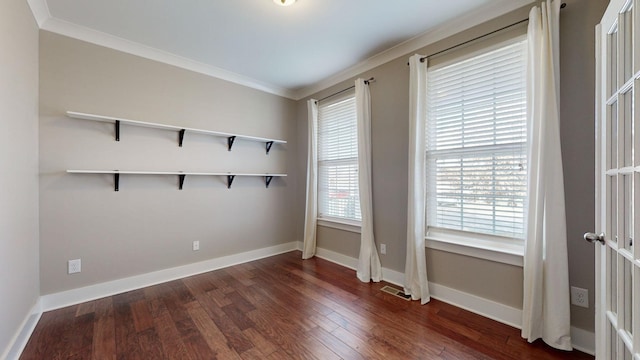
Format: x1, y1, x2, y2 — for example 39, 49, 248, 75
425, 230, 524, 267
317, 218, 361, 234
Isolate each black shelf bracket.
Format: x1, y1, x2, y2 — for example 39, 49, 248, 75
266, 141, 274, 155
265, 175, 274, 188
114, 173, 120, 191
178, 174, 186, 190
227, 136, 236, 151
115, 120, 120, 141
178, 129, 185, 147
227, 175, 235, 189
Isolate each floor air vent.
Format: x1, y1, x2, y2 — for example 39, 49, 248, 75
380, 285, 411, 300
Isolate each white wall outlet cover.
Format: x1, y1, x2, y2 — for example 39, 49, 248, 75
192, 241, 200, 251
570, 286, 589, 308
68, 259, 81, 274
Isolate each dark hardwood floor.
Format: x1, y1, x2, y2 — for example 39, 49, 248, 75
21, 251, 593, 359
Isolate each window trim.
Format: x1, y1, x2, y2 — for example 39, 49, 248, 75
317, 217, 361, 234
425, 227, 523, 266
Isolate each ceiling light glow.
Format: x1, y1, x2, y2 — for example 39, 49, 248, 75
274, 0, 296, 6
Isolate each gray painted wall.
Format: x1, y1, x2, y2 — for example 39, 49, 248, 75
560, 0, 609, 332
1, 1, 608, 352
39, 32, 299, 295
296, 0, 608, 332
0, 0, 40, 355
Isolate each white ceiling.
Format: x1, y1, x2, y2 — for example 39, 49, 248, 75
28, 0, 532, 99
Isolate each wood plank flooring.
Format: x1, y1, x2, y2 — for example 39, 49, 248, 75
21, 251, 593, 359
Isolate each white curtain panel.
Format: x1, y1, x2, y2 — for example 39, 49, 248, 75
302, 99, 319, 259
404, 55, 430, 304
521, 0, 572, 350
355, 79, 382, 283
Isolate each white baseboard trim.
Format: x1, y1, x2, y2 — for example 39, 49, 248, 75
2, 298, 43, 360
313, 247, 404, 287
315, 247, 358, 269
41, 241, 298, 312
379, 267, 405, 287
428, 282, 523, 329
570, 326, 595, 356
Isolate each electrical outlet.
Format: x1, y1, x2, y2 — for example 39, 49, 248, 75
380, 244, 387, 255
192, 241, 200, 251
68, 259, 81, 274
570, 286, 589, 308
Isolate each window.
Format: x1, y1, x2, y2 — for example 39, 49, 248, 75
317, 91, 361, 223
426, 37, 527, 240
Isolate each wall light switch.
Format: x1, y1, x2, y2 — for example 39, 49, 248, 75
193, 241, 200, 251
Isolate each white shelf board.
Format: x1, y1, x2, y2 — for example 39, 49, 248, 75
66, 111, 287, 145
66, 170, 287, 177
67, 169, 286, 190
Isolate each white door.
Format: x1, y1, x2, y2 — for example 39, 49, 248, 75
590, 0, 638, 358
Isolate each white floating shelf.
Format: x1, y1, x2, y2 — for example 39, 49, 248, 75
66, 111, 286, 153
67, 170, 287, 190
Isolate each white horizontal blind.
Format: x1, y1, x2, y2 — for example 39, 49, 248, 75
318, 92, 361, 222
426, 39, 527, 239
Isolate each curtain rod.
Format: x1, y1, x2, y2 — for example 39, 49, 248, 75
407, 2, 566, 65
316, 77, 375, 103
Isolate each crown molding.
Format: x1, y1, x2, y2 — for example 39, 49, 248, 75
292, 0, 535, 100
40, 18, 297, 99
26, 0, 51, 27
28, 0, 534, 101
28, 0, 296, 100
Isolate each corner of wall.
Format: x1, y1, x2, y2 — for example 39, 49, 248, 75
1, 299, 42, 360
0, 0, 41, 357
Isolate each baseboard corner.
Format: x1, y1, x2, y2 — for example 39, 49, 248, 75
2, 297, 43, 360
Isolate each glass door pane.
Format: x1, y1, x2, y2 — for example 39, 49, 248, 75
609, 29, 618, 97
622, 8, 633, 83
608, 101, 618, 170
597, 1, 638, 358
